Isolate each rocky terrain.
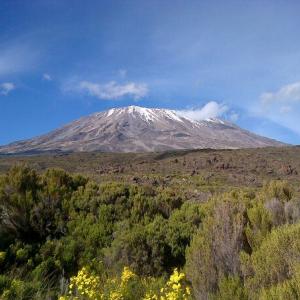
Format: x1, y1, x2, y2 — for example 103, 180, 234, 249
1, 147, 299, 194
0, 106, 284, 154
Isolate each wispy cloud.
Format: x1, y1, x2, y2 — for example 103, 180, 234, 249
252, 82, 300, 136
176, 101, 228, 120
0, 82, 15, 95
69, 80, 148, 100
0, 40, 40, 77
42, 73, 52, 81
260, 81, 300, 105
279, 106, 292, 114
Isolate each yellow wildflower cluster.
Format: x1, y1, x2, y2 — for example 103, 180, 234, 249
105, 266, 137, 299
108, 291, 122, 300
59, 266, 192, 300
59, 267, 102, 300
0, 251, 6, 264
143, 292, 159, 300
121, 267, 136, 285
159, 269, 191, 300
143, 269, 191, 300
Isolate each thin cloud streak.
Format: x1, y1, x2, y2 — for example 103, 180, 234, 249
261, 81, 300, 105
0, 41, 40, 77
43, 73, 52, 81
68, 80, 149, 100
0, 82, 15, 95
249, 81, 300, 137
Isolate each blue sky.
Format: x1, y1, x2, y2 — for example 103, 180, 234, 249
1, 0, 300, 145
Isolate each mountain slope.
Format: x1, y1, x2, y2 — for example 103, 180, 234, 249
0, 106, 285, 153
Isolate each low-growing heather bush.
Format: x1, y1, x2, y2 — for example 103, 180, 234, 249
0, 165, 299, 299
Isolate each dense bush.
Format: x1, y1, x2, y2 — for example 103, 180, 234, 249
0, 166, 201, 299
185, 181, 300, 299
0, 166, 300, 299
185, 191, 251, 299
241, 223, 300, 297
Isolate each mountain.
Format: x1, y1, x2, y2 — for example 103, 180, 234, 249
0, 106, 285, 154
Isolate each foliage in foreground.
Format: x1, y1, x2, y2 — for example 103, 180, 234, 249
0, 166, 199, 299
0, 165, 300, 299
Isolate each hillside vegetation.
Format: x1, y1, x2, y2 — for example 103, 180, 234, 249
0, 147, 300, 299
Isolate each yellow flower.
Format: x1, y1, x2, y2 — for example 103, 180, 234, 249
121, 266, 136, 285
169, 269, 185, 284
65, 267, 102, 300
0, 251, 6, 264
160, 269, 192, 300
58, 266, 192, 300
110, 291, 123, 300
143, 291, 159, 300
186, 287, 191, 295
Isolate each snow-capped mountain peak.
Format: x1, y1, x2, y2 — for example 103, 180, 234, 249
0, 105, 284, 154
104, 106, 185, 123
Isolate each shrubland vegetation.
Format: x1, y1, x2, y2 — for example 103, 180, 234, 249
0, 162, 300, 299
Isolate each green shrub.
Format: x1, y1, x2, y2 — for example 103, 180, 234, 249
1, 279, 36, 300
241, 223, 300, 297
186, 192, 250, 299
211, 275, 248, 300
0, 275, 11, 295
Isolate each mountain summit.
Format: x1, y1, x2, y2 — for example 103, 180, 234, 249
0, 105, 284, 153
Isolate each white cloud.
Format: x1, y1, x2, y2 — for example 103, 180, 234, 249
176, 101, 228, 120
261, 81, 300, 105
76, 80, 148, 100
0, 82, 15, 95
43, 73, 52, 81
